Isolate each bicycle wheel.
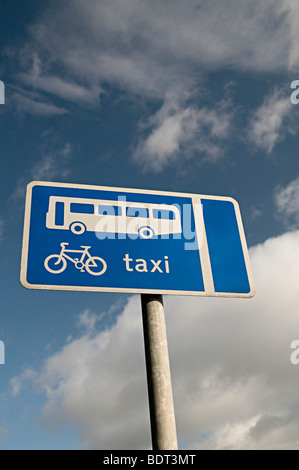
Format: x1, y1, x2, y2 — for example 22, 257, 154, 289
44, 254, 67, 274
85, 256, 107, 276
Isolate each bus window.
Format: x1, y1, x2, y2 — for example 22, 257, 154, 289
98, 205, 122, 216
126, 207, 149, 218
55, 202, 65, 226
70, 203, 94, 214
153, 208, 175, 220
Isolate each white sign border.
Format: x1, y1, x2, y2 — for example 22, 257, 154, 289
20, 181, 255, 298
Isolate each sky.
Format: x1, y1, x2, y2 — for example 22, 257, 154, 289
1, 0, 299, 450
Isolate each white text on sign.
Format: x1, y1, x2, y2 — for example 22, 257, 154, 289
123, 254, 170, 273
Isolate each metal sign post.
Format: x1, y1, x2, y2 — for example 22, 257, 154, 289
141, 294, 178, 450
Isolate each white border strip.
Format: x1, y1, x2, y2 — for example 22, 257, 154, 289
192, 196, 215, 295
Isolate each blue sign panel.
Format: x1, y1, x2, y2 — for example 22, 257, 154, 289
20, 181, 255, 297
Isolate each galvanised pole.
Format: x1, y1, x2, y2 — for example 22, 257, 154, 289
141, 293, 178, 450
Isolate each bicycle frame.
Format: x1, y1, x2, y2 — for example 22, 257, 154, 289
58, 244, 92, 265
44, 242, 107, 276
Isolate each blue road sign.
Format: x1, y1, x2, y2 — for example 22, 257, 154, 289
20, 181, 255, 297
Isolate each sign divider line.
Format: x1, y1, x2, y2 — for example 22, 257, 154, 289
192, 196, 215, 295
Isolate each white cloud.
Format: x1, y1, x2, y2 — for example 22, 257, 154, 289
10, 0, 296, 122
17, 52, 102, 106
14, 1, 299, 168
275, 176, 299, 229
76, 309, 98, 334
249, 205, 263, 222
25, 0, 297, 100
12, 143, 72, 201
133, 91, 233, 172
11, 230, 299, 449
31, 296, 150, 449
278, 0, 299, 70
10, 85, 68, 117
21, 74, 101, 106
31, 143, 72, 181
34, 146, 71, 182
10, 368, 38, 398
248, 89, 296, 153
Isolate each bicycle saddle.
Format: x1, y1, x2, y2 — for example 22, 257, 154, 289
80, 245, 91, 249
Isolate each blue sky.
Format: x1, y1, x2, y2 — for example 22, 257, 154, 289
1, 0, 299, 449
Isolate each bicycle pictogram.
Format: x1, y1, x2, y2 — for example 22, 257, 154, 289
44, 242, 107, 276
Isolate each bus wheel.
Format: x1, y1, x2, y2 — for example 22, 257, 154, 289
138, 226, 155, 239
70, 222, 86, 235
